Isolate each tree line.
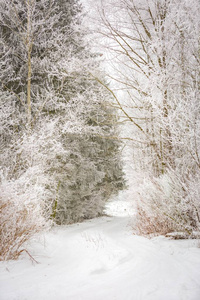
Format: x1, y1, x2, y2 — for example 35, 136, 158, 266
0, 0, 124, 260
97, 0, 200, 237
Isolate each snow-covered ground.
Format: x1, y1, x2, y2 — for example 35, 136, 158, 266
1, 200, 200, 300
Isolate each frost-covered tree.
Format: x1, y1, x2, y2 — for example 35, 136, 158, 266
0, 0, 83, 125
96, 0, 200, 236
0, 0, 124, 256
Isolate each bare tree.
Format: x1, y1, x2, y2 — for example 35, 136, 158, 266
96, 0, 200, 236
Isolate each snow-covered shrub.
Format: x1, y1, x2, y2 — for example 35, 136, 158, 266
134, 170, 200, 238
0, 120, 59, 260
0, 175, 50, 261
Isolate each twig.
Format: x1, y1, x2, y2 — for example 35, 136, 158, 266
18, 249, 39, 264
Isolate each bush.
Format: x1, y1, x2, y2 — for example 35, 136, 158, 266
0, 176, 49, 261
134, 170, 200, 238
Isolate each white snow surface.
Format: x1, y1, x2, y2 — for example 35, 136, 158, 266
1, 200, 200, 300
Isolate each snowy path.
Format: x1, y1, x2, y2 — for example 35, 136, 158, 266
1, 204, 200, 300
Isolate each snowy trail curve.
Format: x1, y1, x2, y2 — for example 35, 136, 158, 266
0, 215, 200, 300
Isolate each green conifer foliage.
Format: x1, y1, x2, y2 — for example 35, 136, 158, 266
0, 0, 124, 224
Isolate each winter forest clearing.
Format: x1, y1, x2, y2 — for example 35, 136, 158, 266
0, 0, 200, 299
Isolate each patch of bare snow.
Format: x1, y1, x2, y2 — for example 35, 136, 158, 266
104, 190, 136, 217
0, 199, 200, 300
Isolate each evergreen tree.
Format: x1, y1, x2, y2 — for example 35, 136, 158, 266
0, 0, 124, 226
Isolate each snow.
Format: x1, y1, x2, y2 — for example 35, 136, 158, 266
1, 200, 200, 300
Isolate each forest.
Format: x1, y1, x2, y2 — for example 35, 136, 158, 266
0, 0, 199, 260
0, 1, 200, 299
